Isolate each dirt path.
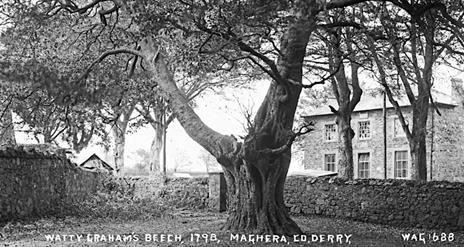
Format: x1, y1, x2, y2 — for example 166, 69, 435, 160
1, 211, 463, 247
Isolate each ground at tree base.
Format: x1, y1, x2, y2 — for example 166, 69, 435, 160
1, 210, 462, 247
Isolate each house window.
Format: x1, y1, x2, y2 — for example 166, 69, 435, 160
394, 118, 406, 137
394, 151, 409, 179
324, 153, 336, 172
358, 121, 371, 139
358, 153, 370, 178
324, 124, 337, 141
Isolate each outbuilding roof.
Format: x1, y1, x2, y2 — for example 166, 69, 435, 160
79, 153, 114, 171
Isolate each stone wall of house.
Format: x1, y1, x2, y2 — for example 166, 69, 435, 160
303, 108, 412, 179
284, 176, 464, 230
303, 102, 464, 182
428, 103, 464, 182
0, 147, 101, 223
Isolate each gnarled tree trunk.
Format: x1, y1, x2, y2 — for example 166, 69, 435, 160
217, 73, 305, 234
222, 149, 300, 235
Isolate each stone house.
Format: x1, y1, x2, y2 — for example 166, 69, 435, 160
302, 80, 464, 182
79, 153, 114, 174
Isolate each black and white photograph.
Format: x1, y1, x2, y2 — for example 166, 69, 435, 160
0, 0, 463, 246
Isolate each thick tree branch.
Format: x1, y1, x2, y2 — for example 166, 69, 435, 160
367, 37, 413, 141
381, 11, 416, 105
138, 37, 238, 163
347, 45, 362, 112
433, 2, 464, 28
325, 0, 369, 10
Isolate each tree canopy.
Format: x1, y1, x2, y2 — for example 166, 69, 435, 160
1, 0, 463, 234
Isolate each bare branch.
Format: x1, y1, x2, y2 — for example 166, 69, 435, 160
258, 122, 314, 155
75, 48, 145, 83
367, 36, 413, 141
59, 0, 104, 14
381, 9, 416, 105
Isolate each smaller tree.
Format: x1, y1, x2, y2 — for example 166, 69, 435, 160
0, 102, 16, 146
304, 8, 366, 179
365, 1, 464, 180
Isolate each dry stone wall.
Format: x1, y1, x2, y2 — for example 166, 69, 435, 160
157, 178, 209, 209
103, 176, 210, 209
284, 176, 464, 231
0, 147, 101, 223
4, 149, 461, 233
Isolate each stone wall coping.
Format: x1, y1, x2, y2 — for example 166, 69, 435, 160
0, 146, 65, 160
0, 146, 82, 171
301, 176, 464, 189
208, 172, 224, 175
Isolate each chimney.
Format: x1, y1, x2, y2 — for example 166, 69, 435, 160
451, 78, 464, 103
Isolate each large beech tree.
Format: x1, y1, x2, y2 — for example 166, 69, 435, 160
3, 0, 463, 235
101, 0, 361, 234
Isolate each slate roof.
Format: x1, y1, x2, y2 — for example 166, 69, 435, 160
79, 153, 114, 171
303, 89, 457, 117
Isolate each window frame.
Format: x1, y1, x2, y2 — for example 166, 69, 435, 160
394, 150, 409, 179
323, 153, 337, 172
357, 152, 371, 179
324, 123, 337, 142
357, 120, 372, 140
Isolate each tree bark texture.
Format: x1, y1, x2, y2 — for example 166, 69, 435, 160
112, 124, 126, 175
222, 150, 301, 235
336, 114, 354, 179
149, 121, 163, 174
111, 106, 134, 175
137, 102, 171, 177
409, 95, 429, 180
0, 109, 16, 146
369, 14, 434, 181
324, 25, 362, 180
